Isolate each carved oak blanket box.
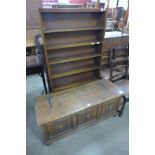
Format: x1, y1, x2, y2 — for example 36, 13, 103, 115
35, 79, 125, 145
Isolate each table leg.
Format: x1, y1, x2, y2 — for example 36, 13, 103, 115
41, 70, 48, 94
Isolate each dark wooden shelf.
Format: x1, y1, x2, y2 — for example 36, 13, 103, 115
53, 78, 98, 92
48, 53, 101, 65
43, 27, 104, 33
51, 65, 99, 79
46, 41, 102, 50
39, 8, 106, 13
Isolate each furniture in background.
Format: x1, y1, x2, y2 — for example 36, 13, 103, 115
85, 2, 97, 8
118, 0, 129, 34
101, 31, 129, 69
34, 34, 51, 92
26, 55, 48, 94
106, 7, 125, 31
26, 28, 42, 55
85, 2, 105, 9
26, 40, 36, 48
51, 3, 84, 8
110, 46, 129, 82
26, 34, 48, 94
106, 19, 118, 31
35, 79, 126, 145
100, 32, 129, 102
39, 8, 106, 92
26, 41, 36, 56
34, 34, 44, 64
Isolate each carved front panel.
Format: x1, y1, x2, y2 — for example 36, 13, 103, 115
76, 106, 97, 127
99, 98, 118, 117
76, 110, 87, 127
86, 106, 97, 122
116, 96, 124, 112
47, 116, 72, 137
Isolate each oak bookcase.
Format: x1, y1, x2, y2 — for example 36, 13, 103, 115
39, 8, 107, 92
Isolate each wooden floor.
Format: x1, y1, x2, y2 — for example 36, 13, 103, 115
101, 68, 129, 96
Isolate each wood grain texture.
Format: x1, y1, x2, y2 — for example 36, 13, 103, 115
26, 0, 42, 27
48, 53, 101, 65
51, 65, 99, 79
35, 79, 122, 125
39, 9, 106, 91
51, 72, 98, 91
43, 26, 104, 33
46, 41, 102, 50
26, 28, 41, 43
102, 35, 129, 67
35, 79, 123, 144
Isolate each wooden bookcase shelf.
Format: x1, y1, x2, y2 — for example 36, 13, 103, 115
43, 27, 104, 33
39, 8, 106, 92
39, 8, 106, 13
48, 53, 101, 65
46, 41, 102, 50
52, 71, 99, 91
53, 78, 98, 91
51, 65, 99, 79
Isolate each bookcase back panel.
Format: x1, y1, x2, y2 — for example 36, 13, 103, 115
47, 46, 98, 59
41, 12, 105, 29
51, 71, 98, 89
44, 31, 101, 46
50, 59, 96, 74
